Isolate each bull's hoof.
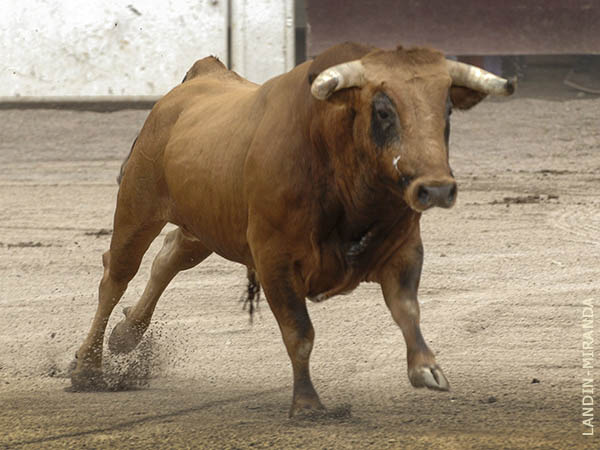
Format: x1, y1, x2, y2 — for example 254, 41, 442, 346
409, 364, 450, 391
69, 367, 108, 392
108, 308, 144, 354
289, 395, 326, 418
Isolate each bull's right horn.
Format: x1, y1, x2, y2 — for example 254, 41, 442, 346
311, 60, 366, 100
446, 60, 516, 96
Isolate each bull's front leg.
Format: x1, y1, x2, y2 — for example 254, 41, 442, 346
256, 261, 325, 417
379, 239, 449, 391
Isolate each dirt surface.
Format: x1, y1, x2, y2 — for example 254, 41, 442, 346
1, 87, 599, 449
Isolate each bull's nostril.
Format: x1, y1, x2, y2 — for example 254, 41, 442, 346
417, 185, 430, 206
448, 184, 457, 203
412, 182, 456, 210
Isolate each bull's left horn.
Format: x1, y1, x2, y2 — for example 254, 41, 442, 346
311, 60, 366, 100
446, 60, 516, 96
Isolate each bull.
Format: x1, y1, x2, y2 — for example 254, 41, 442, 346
71, 42, 514, 416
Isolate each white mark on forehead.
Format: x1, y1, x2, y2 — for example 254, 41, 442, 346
393, 155, 402, 174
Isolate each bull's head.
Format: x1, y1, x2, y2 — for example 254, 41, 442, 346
309, 46, 514, 212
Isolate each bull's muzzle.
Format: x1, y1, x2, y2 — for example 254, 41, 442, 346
406, 178, 457, 211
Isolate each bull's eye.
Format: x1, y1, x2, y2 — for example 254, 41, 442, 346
371, 92, 398, 149
376, 108, 389, 120
446, 95, 453, 117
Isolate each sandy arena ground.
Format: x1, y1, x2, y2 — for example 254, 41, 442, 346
1, 81, 599, 448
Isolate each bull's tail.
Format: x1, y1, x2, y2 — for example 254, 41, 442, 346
241, 267, 261, 321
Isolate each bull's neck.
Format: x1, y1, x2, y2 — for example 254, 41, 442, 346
335, 176, 419, 272
305, 92, 417, 252
331, 155, 413, 245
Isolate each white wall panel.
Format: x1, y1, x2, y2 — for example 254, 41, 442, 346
0, 0, 228, 97
231, 0, 294, 84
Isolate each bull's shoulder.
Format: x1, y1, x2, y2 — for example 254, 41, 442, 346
182, 56, 247, 84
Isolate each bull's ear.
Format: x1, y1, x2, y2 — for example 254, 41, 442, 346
450, 86, 488, 110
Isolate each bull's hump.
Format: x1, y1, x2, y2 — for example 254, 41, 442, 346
182, 56, 229, 82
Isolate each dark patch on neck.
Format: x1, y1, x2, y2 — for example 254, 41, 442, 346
346, 229, 375, 263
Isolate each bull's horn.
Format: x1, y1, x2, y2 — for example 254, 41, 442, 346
446, 60, 516, 96
311, 60, 366, 100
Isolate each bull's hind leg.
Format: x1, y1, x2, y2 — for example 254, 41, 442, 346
71, 203, 166, 390
108, 228, 212, 354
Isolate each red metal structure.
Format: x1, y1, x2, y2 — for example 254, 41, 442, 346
306, 1, 600, 56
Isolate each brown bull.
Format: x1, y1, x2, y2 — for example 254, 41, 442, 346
72, 42, 514, 416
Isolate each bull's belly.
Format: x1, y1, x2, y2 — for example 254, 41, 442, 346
166, 190, 251, 265
169, 217, 251, 266
165, 184, 252, 266
164, 138, 253, 266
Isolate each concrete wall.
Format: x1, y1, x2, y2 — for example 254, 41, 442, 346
1, 0, 294, 98
231, 0, 294, 84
